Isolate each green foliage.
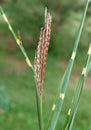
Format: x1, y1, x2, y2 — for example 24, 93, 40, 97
0, 86, 10, 112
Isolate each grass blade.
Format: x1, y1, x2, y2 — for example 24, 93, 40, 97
63, 43, 91, 130
0, 6, 34, 72
46, 1, 89, 130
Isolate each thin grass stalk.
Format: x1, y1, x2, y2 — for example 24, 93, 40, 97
68, 44, 91, 130
34, 78, 44, 130
0, 6, 44, 130
0, 6, 34, 72
46, 0, 89, 130
63, 43, 91, 130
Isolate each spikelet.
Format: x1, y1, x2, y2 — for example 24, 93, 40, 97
34, 8, 52, 96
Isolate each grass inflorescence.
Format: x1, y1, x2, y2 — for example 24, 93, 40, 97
0, 0, 91, 130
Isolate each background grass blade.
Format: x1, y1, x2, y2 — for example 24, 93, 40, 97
63, 43, 91, 130
46, 0, 89, 130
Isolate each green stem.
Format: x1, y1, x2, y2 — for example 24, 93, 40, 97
34, 78, 44, 130
0, 6, 34, 72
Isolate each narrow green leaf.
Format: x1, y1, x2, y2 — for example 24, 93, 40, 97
63, 77, 84, 130
63, 43, 91, 130
46, 1, 89, 130
0, 6, 34, 72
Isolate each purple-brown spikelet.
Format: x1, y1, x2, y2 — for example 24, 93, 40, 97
34, 8, 52, 96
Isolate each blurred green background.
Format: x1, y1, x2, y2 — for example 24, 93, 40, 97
0, 0, 91, 130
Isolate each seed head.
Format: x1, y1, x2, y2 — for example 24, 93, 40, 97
34, 8, 52, 96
